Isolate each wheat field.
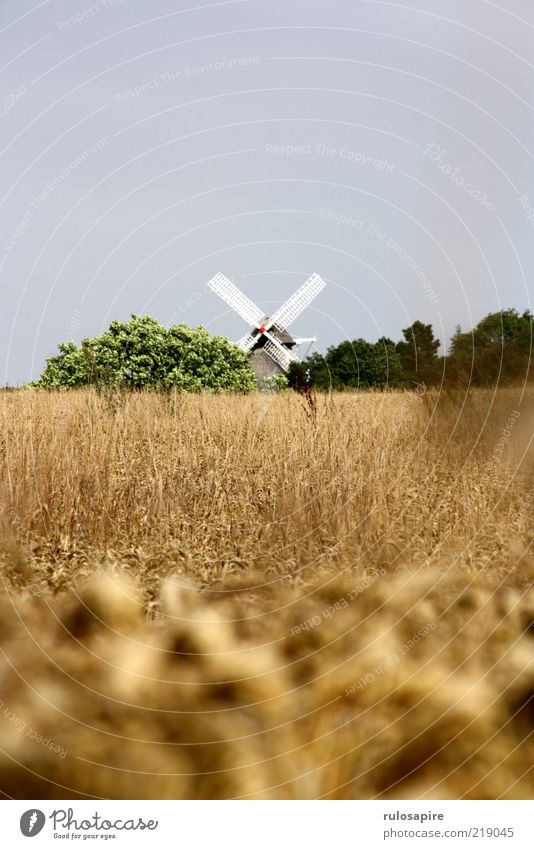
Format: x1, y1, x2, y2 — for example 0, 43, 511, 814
0, 387, 533, 799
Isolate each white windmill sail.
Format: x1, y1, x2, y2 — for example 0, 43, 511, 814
262, 335, 299, 371
267, 273, 326, 333
207, 273, 264, 328
237, 332, 258, 352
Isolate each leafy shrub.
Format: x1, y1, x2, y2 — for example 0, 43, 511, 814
35, 315, 256, 392
261, 373, 289, 391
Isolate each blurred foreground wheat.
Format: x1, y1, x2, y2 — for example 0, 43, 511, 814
0, 387, 532, 798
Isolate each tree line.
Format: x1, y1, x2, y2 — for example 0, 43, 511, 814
300, 309, 533, 390
33, 308, 532, 391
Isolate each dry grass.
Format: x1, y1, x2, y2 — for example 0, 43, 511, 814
0, 386, 533, 798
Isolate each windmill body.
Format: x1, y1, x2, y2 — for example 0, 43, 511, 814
207, 273, 326, 383
246, 318, 296, 381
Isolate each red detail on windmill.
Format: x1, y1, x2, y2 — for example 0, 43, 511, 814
259, 326, 266, 333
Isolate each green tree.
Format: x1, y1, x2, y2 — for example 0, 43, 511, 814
396, 321, 440, 386
447, 309, 533, 386
306, 338, 404, 390
35, 315, 257, 392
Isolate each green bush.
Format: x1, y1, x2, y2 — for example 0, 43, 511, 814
35, 315, 257, 393
261, 373, 289, 391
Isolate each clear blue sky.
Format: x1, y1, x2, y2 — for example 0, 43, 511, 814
1, 0, 533, 384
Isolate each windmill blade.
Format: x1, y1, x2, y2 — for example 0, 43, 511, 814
267, 273, 326, 333
207, 273, 264, 327
263, 339, 294, 371
237, 332, 257, 352
262, 330, 300, 372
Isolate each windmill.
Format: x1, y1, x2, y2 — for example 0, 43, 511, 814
207, 273, 326, 382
